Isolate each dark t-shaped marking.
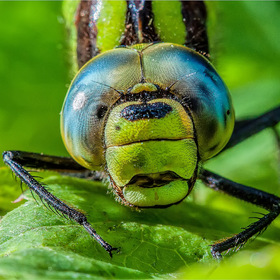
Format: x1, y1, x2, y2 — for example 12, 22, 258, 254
120, 102, 172, 121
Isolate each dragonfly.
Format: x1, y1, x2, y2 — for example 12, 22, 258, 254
3, 0, 280, 259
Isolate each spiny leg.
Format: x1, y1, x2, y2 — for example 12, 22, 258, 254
198, 168, 280, 259
3, 150, 104, 180
223, 106, 280, 151
3, 150, 115, 256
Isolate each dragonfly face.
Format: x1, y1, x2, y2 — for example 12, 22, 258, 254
61, 43, 234, 207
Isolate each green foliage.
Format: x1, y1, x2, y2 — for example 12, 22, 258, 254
0, 170, 213, 278
0, 1, 280, 279
182, 247, 280, 279
0, 1, 68, 158
0, 168, 279, 279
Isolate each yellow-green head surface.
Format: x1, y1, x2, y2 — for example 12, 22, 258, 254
61, 43, 234, 207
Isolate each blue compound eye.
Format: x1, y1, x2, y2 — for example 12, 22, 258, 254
60, 47, 142, 170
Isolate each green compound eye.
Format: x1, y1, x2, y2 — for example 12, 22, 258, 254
61, 43, 234, 207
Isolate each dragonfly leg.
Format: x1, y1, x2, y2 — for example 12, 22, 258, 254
224, 106, 280, 151
198, 168, 280, 259
3, 150, 115, 256
2, 150, 104, 180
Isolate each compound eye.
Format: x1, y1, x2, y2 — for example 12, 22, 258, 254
61, 47, 142, 170
96, 105, 108, 119
61, 88, 116, 170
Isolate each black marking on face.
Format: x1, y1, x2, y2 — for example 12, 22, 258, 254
120, 102, 172, 121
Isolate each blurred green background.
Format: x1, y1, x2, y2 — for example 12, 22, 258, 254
0, 1, 69, 158
0, 1, 280, 278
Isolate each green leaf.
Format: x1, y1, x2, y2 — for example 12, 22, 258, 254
0, 167, 280, 279
0, 168, 211, 279
179, 246, 280, 279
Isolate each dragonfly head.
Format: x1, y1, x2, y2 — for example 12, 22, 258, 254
61, 43, 234, 208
